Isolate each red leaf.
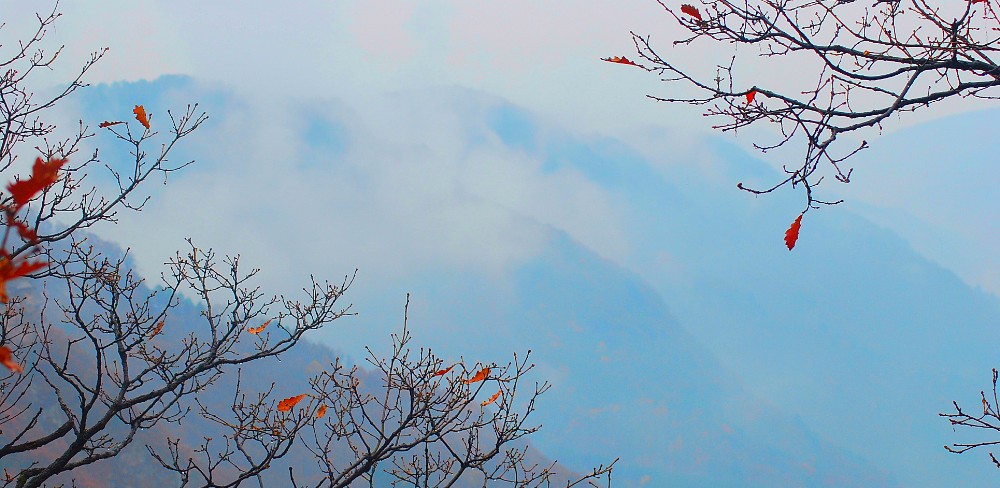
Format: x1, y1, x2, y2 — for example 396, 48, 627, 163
481, 389, 502, 407
746, 90, 757, 104
133, 105, 150, 130
601, 56, 640, 67
972, 0, 988, 4
784, 213, 804, 250
277, 394, 308, 412
681, 4, 703, 21
0, 345, 23, 373
433, 364, 456, 377
463, 367, 490, 385
9, 219, 36, 242
246, 319, 272, 335
315, 404, 328, 419
0, 258, 47, 302
7, 157, 68, 208
99, 121, 124, 128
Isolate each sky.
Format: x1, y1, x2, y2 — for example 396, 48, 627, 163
5, 0, 990, 295
4, 1, 1000, 485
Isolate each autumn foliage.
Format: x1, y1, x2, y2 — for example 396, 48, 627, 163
0, 345, 22, 373
463, 366, 490, 384
0, 156, 68, 308
601, 55, 641, 66
7, 157, 66, 209
784, 214, 803, 251
133, 104, 150, 130
680, 4, 702, 21
277, 393, 309, 412
246, 318, 272, 334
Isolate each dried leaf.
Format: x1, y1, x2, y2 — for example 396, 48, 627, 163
433, 364, 456, 377
247, 319, 273, 335
481, 389, 502, 407
277, 394, 308, 412
601, 56, 640, 67
99, 121, 124, 128
784, 213, 804, 250
315, 404, 328, 419
745, 90, 757, 104
149, 320, 165, 338
681, 4, 703, 21
8, 157, 68, 208
463, 367, 490, 385
133, 105, 150, 130
0, 345, 23, 373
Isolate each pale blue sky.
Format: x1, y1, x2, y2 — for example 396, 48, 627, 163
13, 0, 991, 294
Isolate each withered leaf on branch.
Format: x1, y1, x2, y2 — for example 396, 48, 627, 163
277, 394, 309, 412
247, 319, 273, 335
680, 4, 703, 21
784, 213, 804, 250
133, 105, 150, 129
463, 367, 490, 385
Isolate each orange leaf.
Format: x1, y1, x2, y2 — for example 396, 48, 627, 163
133, 105, 150, 130
601, 56, 640, 67
745, 90, 757, 104
149, 320, 165, 338
8, 157, 68, 208
0, 345, 23, 373
863, 50, 871, 56
277, 394, 308, 412
784, 213, 804, 250
463, 367, 490, 385
481, 389, 502, 407
246, 319, 272, 335
99, 121, 124, 128
681, 4, 703, 21
315, 404, 328, 419
433, 364, 456, 377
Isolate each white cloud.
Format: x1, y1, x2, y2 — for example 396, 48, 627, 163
81, 87, 627, 305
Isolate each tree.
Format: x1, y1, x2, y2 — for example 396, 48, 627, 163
613, 0, 998, 469
611, 0, 1000, 231
941, 370, 1000, 468
0, 4, 614, 487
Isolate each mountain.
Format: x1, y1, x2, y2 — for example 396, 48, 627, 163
1, 232, 587, 487
393, 230, 894, 487
49, 75, 1000, 485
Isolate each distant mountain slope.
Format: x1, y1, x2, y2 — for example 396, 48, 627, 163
501, 116, 1000, 486
397, 230, 894, 487
837, 108, 1000, 296
57, 75, 1000, 486
3, 232, 586, 487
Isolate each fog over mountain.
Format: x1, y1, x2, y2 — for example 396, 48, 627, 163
51, 75, 999, 486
